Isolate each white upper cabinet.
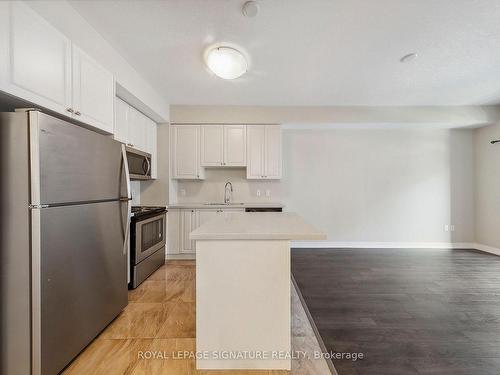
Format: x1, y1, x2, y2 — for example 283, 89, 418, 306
246, 125, 282, 179
0, 2, 115, 134
246, 125, 266, 179
128, 107, 147, 151
114, 98, 147, 151
200, 124, 246, 167
224, 125, 246, 166
114, 97, 158, 178
72, 46, 114, 133
171, 125, 203, 179
264, 125, 282, 179
201, 125, 223, 166
0, 2, 72, 115
114, 97, 129, 144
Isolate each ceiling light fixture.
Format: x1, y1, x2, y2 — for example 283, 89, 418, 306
400, 52, 418, 63
205, 46, 248, 80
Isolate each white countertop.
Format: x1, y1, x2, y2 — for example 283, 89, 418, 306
167, 202, 285, 209
190, 212, 326, 240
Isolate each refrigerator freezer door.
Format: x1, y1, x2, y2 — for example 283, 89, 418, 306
32, 201, 128, 375
29, 111, 123, 205
0, 112, 31, 375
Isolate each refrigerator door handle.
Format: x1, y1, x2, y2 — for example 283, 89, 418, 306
121, 145, 132, 255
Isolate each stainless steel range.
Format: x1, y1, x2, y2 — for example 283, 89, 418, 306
130, 206, 167, 288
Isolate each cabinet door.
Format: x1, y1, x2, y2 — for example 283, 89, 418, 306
167, 209, 180, 255
201, 125, 223, 166
1, 2, 72, 115
114, 97, 129, 144
246, 125, 266, 179
265, 125, 282, 179
171, 125, 202, 179
224, 125, 246, 166
72, 46, 114, 133
181, 209, 197, 253
128, 107, 146, 151
146, 118, 158, 179
197, 209, 220, 226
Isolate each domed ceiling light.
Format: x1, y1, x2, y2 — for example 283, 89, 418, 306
205, 46, 248, 80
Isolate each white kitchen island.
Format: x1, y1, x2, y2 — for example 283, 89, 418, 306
190, 212, 326, 370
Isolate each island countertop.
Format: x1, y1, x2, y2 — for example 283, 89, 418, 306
190, 212, 326, 240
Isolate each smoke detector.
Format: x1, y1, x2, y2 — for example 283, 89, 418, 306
242, 1, 259, 18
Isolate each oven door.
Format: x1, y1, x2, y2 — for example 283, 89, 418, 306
126, 147, 151, 180
135, 213, 166, 263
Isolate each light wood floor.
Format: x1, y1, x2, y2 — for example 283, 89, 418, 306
63, 260, 331, 375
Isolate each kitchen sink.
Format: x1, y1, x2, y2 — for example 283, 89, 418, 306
204, 202, 245, 206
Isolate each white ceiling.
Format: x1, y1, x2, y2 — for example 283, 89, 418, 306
69, 0, 500, 106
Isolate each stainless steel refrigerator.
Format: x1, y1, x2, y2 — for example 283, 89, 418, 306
0, 109, 131, 375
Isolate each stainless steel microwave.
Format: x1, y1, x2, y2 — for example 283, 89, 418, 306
126, 146, 151, 180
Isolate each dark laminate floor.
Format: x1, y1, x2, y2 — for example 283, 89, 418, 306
291, 248, 500, 375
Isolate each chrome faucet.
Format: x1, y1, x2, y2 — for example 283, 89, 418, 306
224, 181, 233, 204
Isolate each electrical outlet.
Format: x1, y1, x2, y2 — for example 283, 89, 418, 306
450, 225, 455, 232
444, 224, 449, 232
180, 189, 186, 196
256, 189, 261, 197
265, 189, 271, 197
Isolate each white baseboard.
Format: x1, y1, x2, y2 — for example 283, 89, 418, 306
472, 243, 500, 256
166, 253, 196, 260
291, 241, 500, 256
291, 241, 475, 249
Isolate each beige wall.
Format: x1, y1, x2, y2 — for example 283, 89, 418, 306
168, 125, 476, 244
475, 121, 500, 248
141, 104, 499, 245
280, 128, 475, 243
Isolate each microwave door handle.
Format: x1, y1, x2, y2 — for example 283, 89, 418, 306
146, 157, 151, 176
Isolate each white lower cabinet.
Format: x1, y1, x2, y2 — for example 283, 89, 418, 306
167, 208, 245, 255
180, 209, 197, 253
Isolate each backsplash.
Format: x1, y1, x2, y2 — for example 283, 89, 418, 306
130, 181, 141, 205
172, 168, 282, 203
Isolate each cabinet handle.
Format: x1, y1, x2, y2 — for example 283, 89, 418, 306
75, 111, 81, 116
66, 108, 73, 113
